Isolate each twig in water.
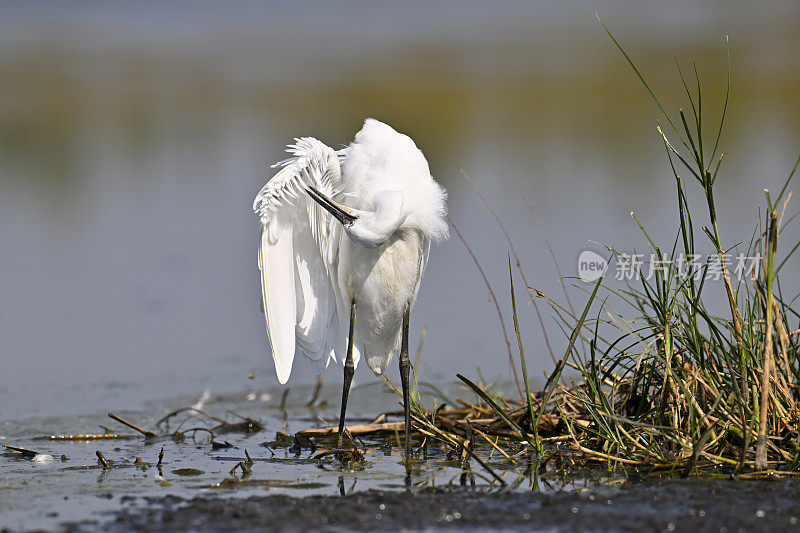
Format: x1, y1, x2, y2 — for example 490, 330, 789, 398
369, 413, 386, 425
229, 461, 252, 477
296, 421, 405, 437
175, 427, 215, 442
2, 444, 40, 458
307, 375, 323, 407
157, 407, 225, 428
96, 451, 110, 469
107, 413, 158, 438
39, 434, 137, 441
278, 389, 291, 435
216, 412, 264, 434
457, 432, 506, 487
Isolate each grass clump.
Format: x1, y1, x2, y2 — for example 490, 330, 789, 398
552, 21, 800, 474
401, 23, 800, 480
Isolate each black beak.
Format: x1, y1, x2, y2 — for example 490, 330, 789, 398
307, 187, 358, 226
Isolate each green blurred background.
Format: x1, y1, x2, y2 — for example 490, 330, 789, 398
1, 1, 798, 417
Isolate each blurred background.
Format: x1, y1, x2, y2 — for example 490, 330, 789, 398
1, 1, 799, 419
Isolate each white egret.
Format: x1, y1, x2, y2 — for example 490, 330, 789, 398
253, 118, 448, 461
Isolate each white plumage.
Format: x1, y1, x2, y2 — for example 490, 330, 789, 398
253, 119, 448, 386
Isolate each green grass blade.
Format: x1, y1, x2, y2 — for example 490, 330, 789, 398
509, 256, 537, 434
534, 271, 605, 432
597, 14, 690, 152
775, 153, 800, 207
456, 374, 527, 439
693, 61, 705, 170
709, 36, 730, 166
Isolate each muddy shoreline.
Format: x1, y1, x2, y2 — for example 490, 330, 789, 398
60, 479, 800, 532
4, 390, 800, 532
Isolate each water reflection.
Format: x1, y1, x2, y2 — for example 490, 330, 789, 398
0, 2, 799, 418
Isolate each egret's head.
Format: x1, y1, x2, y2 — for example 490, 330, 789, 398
307, 188, 406, 248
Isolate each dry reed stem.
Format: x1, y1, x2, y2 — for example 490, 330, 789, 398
447, 215, 523, 397
772, 300, 794, 389
296, 422, 404, 437
459, 168, 557, 365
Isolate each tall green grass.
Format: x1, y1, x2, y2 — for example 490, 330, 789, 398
440, 22, 800, 476
399, 23, 800, 482
543, 21, 800, 472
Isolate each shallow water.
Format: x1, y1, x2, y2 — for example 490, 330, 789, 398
3, 385, 799, 531
2, 384, 605, 531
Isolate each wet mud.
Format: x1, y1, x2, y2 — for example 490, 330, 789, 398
72, 479, 800, 532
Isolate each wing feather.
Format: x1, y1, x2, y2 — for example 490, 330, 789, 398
260, 226, 296, 384
254, 138, 343, 382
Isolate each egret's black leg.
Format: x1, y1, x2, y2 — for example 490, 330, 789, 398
337, 299, 356, 448
399, 306, 412, 471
